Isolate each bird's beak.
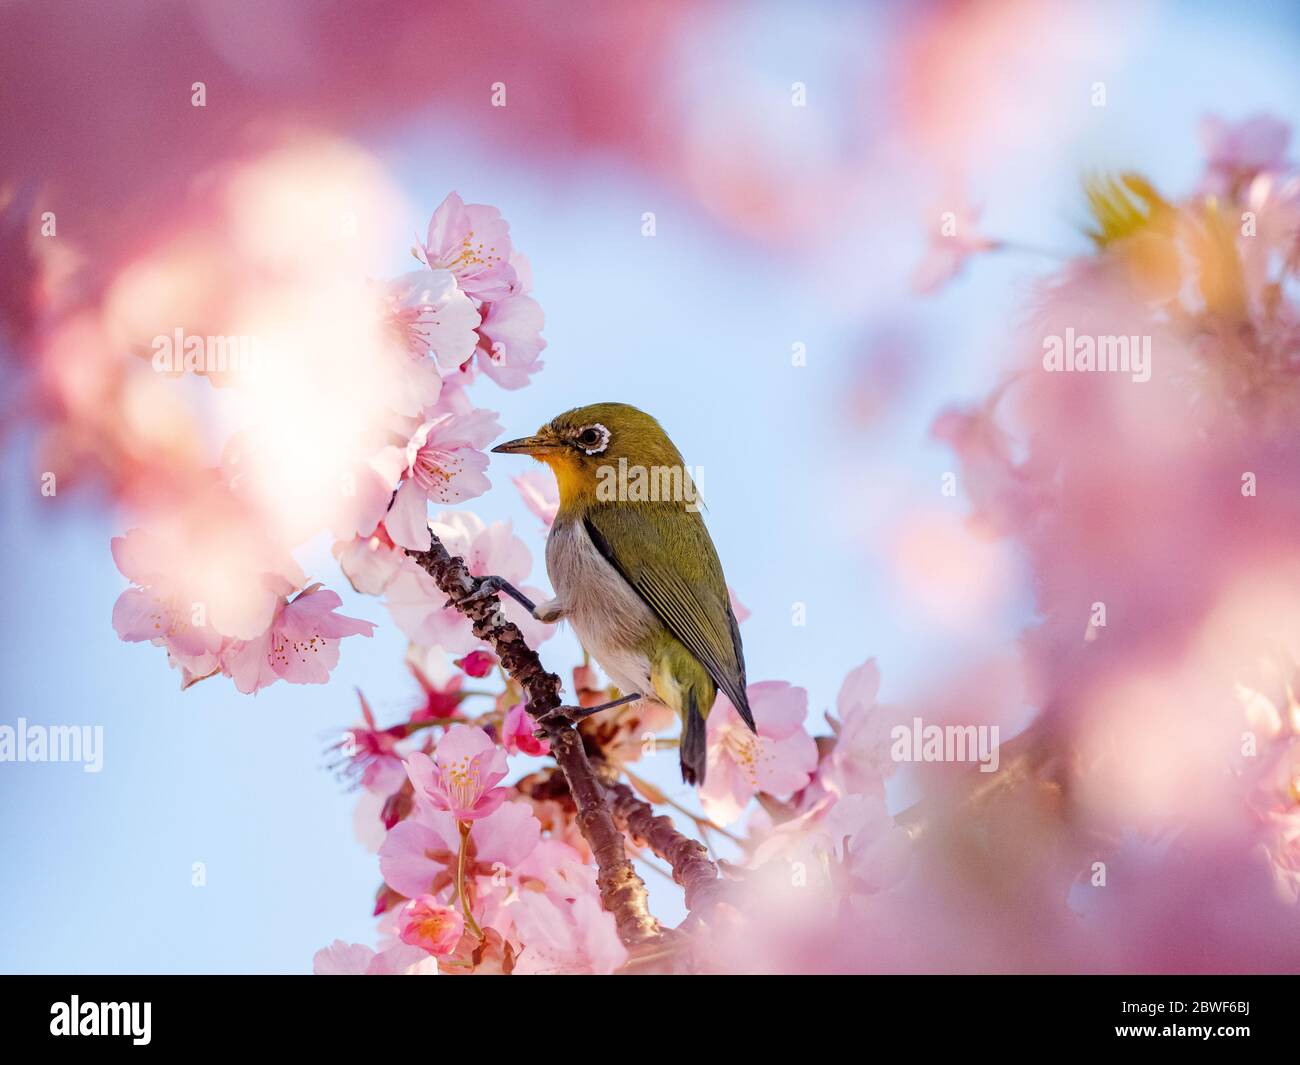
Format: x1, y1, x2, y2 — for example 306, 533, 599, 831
491, 433, 559, 456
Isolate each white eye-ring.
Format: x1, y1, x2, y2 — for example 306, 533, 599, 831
576, 423, 610, 454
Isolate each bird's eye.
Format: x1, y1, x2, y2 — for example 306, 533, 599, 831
575, 424, 610, 454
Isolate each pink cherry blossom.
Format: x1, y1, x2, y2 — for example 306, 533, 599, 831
501, 704, 550, 757
387, 267, 481, 373
700, 681, 819, 825
385, 410, 500, 551
334, 689, 407, 795
405, 724, 510, 821
510, 892, 627, 976
512, 469, 559, 528
824, 658, 896, 800
928, 390, 1052, 539
333, 523, 406, 596
454, 650, 495, 678
112, 585, 226, 687
379, 801, 540, 900
823, 794, 912, 893
476, 292, 546, 389
327, 445, 407, 543
409, 662, 465, 721
1200, 113, 1291, 191
515, 838, 598, 901
422, 192, 518, 302
385, 510, 554, 653
748, 792, 910, 896
728, 587, 751, 624
312, 939, 436, 975
221, 584, 375, 694
397, 896, 464, 957
111, 526, 304, 687
912, 188, 999, 295
111, 519, 304, 642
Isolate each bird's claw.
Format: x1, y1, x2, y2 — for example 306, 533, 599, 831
443, 575, 502, 611
532, 705, 580, 737
444, 575, 538, 615
531, 692, 643, 737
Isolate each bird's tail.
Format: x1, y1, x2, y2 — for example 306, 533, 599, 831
680, 691, 708, 786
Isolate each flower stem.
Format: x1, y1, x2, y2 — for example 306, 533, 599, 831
457, 820, 485, 940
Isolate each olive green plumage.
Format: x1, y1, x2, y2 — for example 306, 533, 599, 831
492, 402, 754, 785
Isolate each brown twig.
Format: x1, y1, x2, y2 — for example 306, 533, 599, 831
603, 779, 731, 915
406, 539, 660, 946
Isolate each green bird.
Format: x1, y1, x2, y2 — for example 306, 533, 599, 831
489, 402, 755, 785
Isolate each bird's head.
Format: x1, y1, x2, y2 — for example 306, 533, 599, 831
492, 402, 689, 509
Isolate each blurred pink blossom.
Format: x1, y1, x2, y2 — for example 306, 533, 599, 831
912, 189, 999, 294
312, 939, 435, 976
1200, 113, 1292, 193
501, 704, 550, 757
512, 469, 559, 528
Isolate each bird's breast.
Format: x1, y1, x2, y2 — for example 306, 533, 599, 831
545, 517, 659, 691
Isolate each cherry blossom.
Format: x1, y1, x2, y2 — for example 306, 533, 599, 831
501, 704, 550, 757
421, 192, 518, 302
334, 689, 407, 795
385, 510, 554, 653
327, 446, 407, 544
409, 662, 466, 721
476, 292, 546, 389
333, 523, 406, 596
397, 896, 465, 957
111, 584, 226, 688
1200, 113, 1291, 194
700, 681, 819, 825
386, 267, 482, 374
454, 650, 496, 678
380, 801, 540, 897
510, 892, 627, 975
404, 724, 510, 821
822, 794, 912, 893
824, 658, 897, 800
911, 187, 999, 295
385, 409, 499, 551
511, 469, 559, 529
312, 939, 436, 976
221, 585, 375, 694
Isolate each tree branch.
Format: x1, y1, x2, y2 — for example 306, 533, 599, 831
603, 779, 731, 915
406, 539, 660, 946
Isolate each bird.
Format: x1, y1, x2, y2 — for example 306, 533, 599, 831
488, 402, 755, 785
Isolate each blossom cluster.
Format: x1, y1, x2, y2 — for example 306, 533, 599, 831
904, 113, 1300, 969
316, 646, 911, 975
110, 192, 547, 693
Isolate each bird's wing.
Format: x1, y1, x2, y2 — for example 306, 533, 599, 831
582, 504, 753, 729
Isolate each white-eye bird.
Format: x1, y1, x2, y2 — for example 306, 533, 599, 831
488, 402, 755, 785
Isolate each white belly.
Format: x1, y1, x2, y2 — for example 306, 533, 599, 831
545, 517, 659, 698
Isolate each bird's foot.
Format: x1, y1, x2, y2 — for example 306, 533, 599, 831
533, 692, 643, 736
445, 575, 537, 616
